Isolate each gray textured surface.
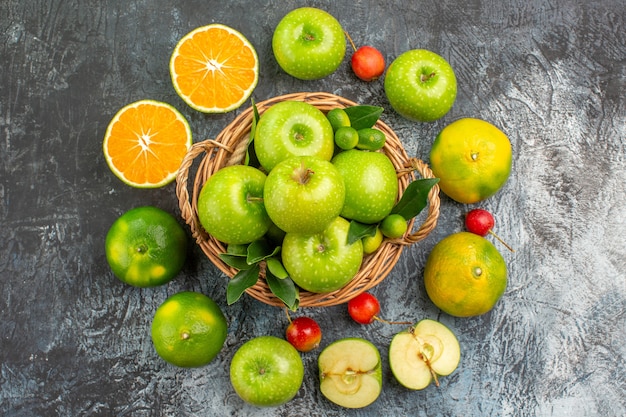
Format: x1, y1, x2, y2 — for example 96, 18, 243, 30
1, 0, 625, 416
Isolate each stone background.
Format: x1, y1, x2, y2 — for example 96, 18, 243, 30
1, 0, 624, 416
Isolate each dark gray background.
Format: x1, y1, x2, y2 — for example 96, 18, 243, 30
1, 1, 625, 416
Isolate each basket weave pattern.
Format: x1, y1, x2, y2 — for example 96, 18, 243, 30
176, 92, 440, 307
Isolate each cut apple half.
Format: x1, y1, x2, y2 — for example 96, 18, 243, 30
318, 337, 382, 408
389, 319, 461, 390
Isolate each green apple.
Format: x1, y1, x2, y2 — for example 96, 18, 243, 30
318, 338, 382, 409
230, 335, 304, 407
389, 319, 461, 390
384, 49, 457, 122
197, 165, 270, 245
282, 216, 363, 293
331, 149, 398, 224
254, 100, 335, 172
272, 7, 346, 80
264, 156, 345, 234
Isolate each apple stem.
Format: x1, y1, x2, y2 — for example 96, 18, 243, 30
420, 72, 436, 83
344, 31, 358, 52
373, 316, 412, 325
284, 308, 293, 324
488, 230, 515, 252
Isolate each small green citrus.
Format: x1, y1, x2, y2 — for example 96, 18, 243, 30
105, 206, 187, 287
326, 108, 351, 132
151, 291, 228, 368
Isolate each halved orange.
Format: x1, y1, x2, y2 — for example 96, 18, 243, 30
170, 24, 259, 113
103, 99, 192, 188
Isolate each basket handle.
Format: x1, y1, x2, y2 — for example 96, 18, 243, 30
176, 140, 233, 243
395, 157, 441, 246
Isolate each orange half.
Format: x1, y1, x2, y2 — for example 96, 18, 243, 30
103, 100, 192, 188
170, 24, 259, 113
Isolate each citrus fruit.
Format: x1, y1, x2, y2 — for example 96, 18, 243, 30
105, 206, 187, 287
429, 118, 512, 204
103, 99, 192, 188
151, 291, 228, 368
170, 24, 259, 113
326, 108, 351, 132
423, 231, 507, 317
334, 126, 359, 150
362, 227, 383, 255
380, 214, 408, 239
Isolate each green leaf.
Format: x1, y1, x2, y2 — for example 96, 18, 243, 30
391, 178, 440, 220
347, 221, 379, 245
247, 239, 281, 264
343, 105, 384, 130
226, 264, 261, 305
245, 98, 261, 167
219, 253, 255, 270
266, 269, 298, 310
266, 256, 289, 279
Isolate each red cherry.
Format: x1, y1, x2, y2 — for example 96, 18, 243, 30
351, 46, 386, 81
465, 209, 494, 236
465, 209, 515, 252
348, 292, 381, 324
285, 316, 322, 352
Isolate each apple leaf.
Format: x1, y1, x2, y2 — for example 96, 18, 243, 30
347, 221, 379, 245
266, 269, 298, 310
344, 105, 384, 130
226, 264, 261, 305
219, 253, 256, 270
391, 178, 440, 220
247, 239, 280, 265
245, 98, 261, 167
266, 256, 289, 279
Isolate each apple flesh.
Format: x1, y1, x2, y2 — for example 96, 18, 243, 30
318, 338, 382, 409
389, 319, 461, 390
230, 335, 304, 407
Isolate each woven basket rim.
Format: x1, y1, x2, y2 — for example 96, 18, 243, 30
176, 92, 440, 308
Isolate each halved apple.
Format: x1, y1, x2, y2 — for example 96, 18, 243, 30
389, 319, 461, 390
318, 338, 382, 408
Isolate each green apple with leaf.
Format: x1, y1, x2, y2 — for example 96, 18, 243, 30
282, 216, 363, 293
272, 7, 346, 80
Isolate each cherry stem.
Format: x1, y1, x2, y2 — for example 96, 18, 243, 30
284, 308, 292, 325
488, 230, 515, 252
344, 31, 357, 52
373, 316, 412, 325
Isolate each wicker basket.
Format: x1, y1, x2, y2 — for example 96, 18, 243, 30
176, 92, 440, 308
